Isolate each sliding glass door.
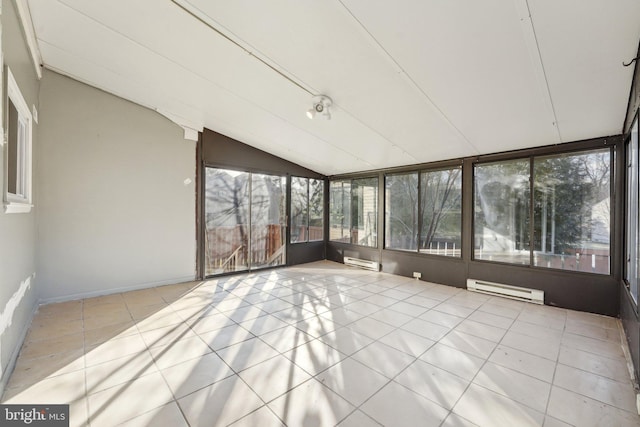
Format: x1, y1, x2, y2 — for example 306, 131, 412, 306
204, 168, 286, 275
204, 168, 249, 274
251, 174, 286, 269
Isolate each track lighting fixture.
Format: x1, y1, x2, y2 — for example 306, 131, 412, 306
306, 95, 333, 120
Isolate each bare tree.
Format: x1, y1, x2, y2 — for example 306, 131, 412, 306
421, 168, 461, 248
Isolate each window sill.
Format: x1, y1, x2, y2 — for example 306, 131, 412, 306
4, 201, 33, 214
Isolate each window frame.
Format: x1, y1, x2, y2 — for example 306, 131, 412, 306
290, 176, 309, 244
625, 110, 640, 303
3, 67, 33, 214
473, 157, 531, 266
384, 171, 419, 252
418, 166, 463, 257
329, 179, 352, 244
471, 146, 613, 276
307, 178, 325, 242
329, 176, 379, 248
203, 167, 288, 276
290, 176, 325, 244
383, 166, 463, 258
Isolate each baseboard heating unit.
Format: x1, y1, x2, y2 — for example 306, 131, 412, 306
343, 257, 380, 272
466, 279, 544, 304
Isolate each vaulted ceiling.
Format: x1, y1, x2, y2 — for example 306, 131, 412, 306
26, 0, 640, 175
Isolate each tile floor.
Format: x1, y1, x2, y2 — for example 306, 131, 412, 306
2, 261, 639, 426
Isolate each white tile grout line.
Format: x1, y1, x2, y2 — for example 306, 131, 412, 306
81, 298, 91, 427
432, 296, 535, 426
10, 264, 638, 426
542, 308, 566, 426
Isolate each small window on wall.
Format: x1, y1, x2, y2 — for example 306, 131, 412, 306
330, 177, 378, 247
4, 68, 33, 213
291, 177, 324, 243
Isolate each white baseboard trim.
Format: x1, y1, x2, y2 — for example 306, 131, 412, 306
38, 275, 198, 305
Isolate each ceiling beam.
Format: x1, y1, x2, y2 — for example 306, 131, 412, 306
336, 0, 480, 156
512, 0, 562, 142
170, 0, 315, 98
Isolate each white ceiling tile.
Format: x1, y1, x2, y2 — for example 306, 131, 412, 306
26, 0, 640, 174
527, 0, 640, 141
340, 0, 562, 154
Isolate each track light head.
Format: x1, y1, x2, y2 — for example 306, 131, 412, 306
306, 108, 316, 119
307, 95, 332, 120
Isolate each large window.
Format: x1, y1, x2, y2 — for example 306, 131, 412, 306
4, 68, 33, 213
385, 167, 461, 257
329, 180, 351, 243
474, 149, 611, 274
627, 115, 639, 302
291, 177, 308, 243
474, 159, 530, 264
330, 177, 378, 247
251, 173, 287, 269
291, 177, 324, 243
204, 168, 286, 275
533, 149, 611, 274
309, 179, 325, 241
385, 173, 418, 250
420, 168, 462, 256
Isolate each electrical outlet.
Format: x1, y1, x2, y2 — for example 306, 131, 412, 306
413, 272, 422, 279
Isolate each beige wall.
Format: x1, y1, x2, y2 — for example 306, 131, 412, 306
0, 5, 196, 393
0, 0, 40, 391
37, 70, 196, 301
